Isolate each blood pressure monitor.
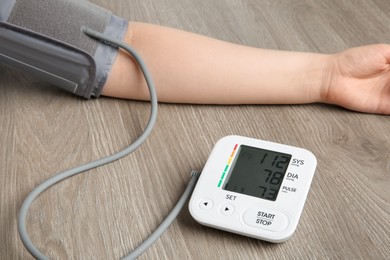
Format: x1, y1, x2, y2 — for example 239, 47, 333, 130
189, 135, 317, 243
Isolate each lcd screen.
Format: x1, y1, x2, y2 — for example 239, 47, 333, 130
223, 145, 292, 201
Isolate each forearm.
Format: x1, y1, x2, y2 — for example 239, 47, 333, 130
103, 22, 330, 104
3, 1, 387, 114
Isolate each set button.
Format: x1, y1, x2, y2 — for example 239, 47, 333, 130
220, 204, 234, 215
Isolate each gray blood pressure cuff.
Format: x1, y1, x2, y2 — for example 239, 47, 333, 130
0, 0, 128, 98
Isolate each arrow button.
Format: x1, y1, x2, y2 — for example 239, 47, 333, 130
221, 204, 234, 216
199, 198, 213, 210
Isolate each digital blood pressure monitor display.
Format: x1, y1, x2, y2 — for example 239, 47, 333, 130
189, 135, 317, 243
223, 145, 292, 201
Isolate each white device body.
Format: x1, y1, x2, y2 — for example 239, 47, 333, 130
189, 135, 317, 243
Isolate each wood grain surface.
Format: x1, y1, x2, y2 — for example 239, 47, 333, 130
0, 0, 389, 259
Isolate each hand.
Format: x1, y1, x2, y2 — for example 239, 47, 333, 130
323, 44, 390, 114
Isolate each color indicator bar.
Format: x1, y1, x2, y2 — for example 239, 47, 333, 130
217, 144, 238, 187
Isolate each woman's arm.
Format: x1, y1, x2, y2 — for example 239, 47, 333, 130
103, 22, 390, 114
103, 22, 326, 105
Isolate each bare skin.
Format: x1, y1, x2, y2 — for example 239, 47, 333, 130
103, 22, 390, 115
